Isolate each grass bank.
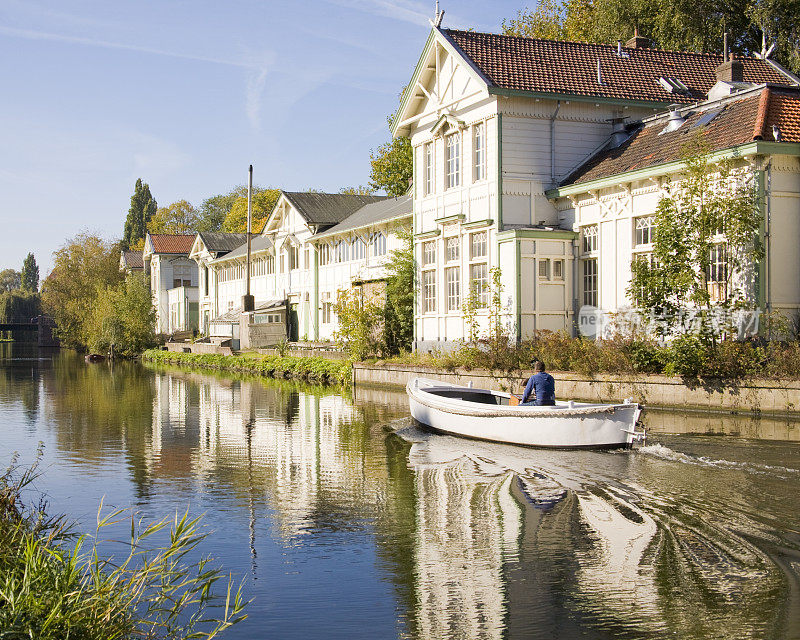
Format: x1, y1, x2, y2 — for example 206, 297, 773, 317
142, 349, 352, 386
0, 451, 247, 639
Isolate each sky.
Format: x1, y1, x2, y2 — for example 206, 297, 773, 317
0, 0, 526, 276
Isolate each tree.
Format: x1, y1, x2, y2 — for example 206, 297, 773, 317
41, 234, 123, 349
0, 291, 40, 323
147, 200, 200, 235
382, 225, 414, 354
333, 288, 383, 360
0, 269, 21, 293
628, 137, 763, 340
502, 0, 800, 74
339, 185, 375, 195
86, 273, 157, 356
368, 137, 413, 197
197, 190, 244, 232
122, 179, 158, 249
221, 188, 281, 233
20, 253, 38, 292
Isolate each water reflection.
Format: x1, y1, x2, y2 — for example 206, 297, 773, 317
1, 348, 800, 639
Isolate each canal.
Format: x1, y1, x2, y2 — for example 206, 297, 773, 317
2, 344, 800, 639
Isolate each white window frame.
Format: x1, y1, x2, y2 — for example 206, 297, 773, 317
582, 225, 599, 254
634, 216, 655, 247
445, 236, 459, 262
422, 270, 436, 313
445, 132, 461, 189
470, 231, 487, 259
424, 142, 434, 196
553, 259, 564, 280
473, 122, 486, 182
470, 262, 489, 307
446, 267, 460, 311
538, 259, 550, 280
422, 241, 436, 266
582, 258, 598, 307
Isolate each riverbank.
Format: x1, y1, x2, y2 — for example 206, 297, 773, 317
141, 349, 352, 385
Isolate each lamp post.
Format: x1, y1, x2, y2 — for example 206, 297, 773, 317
243, 164, 255, 313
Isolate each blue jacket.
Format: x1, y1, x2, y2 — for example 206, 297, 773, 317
522, 372, 556, 406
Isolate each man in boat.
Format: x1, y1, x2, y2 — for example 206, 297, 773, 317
520, 360, 556, 406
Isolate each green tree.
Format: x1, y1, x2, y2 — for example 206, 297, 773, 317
369, 137, 413, 197
333, 288, 383, 360
503, 0, 800, 74
628, 137, 763, 340
221, 188, 281, 233
20, 253, 38, 292
382, 225, 414, 354
41, 234, 123, 349
147, 200, 200, 235
197, 190, 243, 232
86, 273, 157, 356
0, 291, 40, 323
339, 185, 375, 195
122, 179, 158, 249
0, 269, 21, 293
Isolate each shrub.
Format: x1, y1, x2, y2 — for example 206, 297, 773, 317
0, 451, 247, 639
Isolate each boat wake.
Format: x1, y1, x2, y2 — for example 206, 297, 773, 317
638, 443, 800, 477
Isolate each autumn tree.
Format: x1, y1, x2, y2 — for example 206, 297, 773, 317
0, 269, 21, 293
86, 273, 157, 356
122, 179, 158, 249
197, 190, 245, 232
147, 200, 200, 235
339, 186, 375, 195
20, 253, 39, 292
221, 188, 281, 233
41, 234, 123, 349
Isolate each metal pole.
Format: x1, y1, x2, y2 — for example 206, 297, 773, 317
246, 164, 252, 298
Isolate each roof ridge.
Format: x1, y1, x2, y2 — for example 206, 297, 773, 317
444, 28, 767, 61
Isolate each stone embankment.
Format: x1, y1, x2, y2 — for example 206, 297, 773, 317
353, 363, 800, 418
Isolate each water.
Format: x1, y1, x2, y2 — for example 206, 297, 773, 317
2, 342, 800, 639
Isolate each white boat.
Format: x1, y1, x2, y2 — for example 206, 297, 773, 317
406, 377, 646, 449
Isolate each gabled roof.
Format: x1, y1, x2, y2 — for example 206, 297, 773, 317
147, 234, 196, 255
441, 29, 796, 105
197, 232, 247, 254
560, 86, 800, 187
281, 192, 386, 227
311, 194, 412, 241
120, 250, 143, 269
213, 235, 274, 263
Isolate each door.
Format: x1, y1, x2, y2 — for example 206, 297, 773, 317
288, 304, 299, 342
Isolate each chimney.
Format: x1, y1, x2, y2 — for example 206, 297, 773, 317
715, 57, 744, 82
659, 107, 685, 135
625, 26, 650, 49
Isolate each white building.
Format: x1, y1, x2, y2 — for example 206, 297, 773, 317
188, 231, 247, 334
200, 191, 411, 346
142, 233, 199, 335
393, 26, 798, 349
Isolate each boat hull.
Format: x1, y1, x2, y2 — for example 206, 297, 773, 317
407, 378, 643, 449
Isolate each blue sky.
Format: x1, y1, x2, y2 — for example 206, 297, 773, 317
0, 0, 524, 275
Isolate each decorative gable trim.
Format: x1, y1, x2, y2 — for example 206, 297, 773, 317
430, 113, 464, 136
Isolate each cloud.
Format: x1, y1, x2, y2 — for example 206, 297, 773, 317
321, 0, 432, 27
241, 50, 277, 131
0, 24, 262, 69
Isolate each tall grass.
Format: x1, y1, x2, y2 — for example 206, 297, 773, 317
0, 448, 248, 639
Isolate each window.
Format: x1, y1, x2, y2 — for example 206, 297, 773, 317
473, 122, 486, 181
336, 240, 349, 263
424, 142, 434, 195
304, 247, 310, 270
319, 244, 330, 266
446, 267, 460, 311
582, 225, 598, 253
538, 259, 550, 279
371, 232, 386, 257
422, 241, 436, 266
266, 254, 275, 274
203, 265, 209, 295
470, 262, 489, 306
279, 253, 285, 273
445, 133, 460, 189
422, 270, 436, 313
707, 244, 728, 301
352, 237, 366, 260
470, 231, 487, 259
322, 293, 334, 324
553, 259, 564, 280
288, 245, 299, 270
172, 264, 192, 289
445, 236, 459, 262
634, 216, 655, 246
582, 259, 598, 307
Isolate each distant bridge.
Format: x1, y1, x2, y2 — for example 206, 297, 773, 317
0, 317, 58, 347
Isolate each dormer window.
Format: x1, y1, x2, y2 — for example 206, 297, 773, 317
658, 77, 690, 95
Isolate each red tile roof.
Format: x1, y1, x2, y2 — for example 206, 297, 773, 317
443, 29, 795, 104
148, 234, 196, 254
562, 87, 800, 185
